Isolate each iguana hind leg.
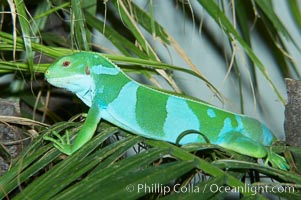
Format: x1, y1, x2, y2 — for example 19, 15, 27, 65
216, 132, 289, 170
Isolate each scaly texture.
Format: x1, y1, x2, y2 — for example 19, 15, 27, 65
44, 52, 289, 170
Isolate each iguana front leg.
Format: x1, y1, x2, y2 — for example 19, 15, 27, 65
44, 104, 102, 155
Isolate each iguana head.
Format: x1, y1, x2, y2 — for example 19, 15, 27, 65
45, 52, 98, 106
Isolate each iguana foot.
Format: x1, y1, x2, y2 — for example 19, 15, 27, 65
265, 151, 290, 170
44, 130, 74, 155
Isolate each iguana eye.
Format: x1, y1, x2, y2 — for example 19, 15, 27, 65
62, 61, 71, 67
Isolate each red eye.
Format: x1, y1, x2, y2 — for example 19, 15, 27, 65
62, 61, 71, 67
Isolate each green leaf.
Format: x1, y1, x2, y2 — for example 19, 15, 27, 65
197, 0, 285, 104
14, 0, 34, 75
70, 0, 90, 50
